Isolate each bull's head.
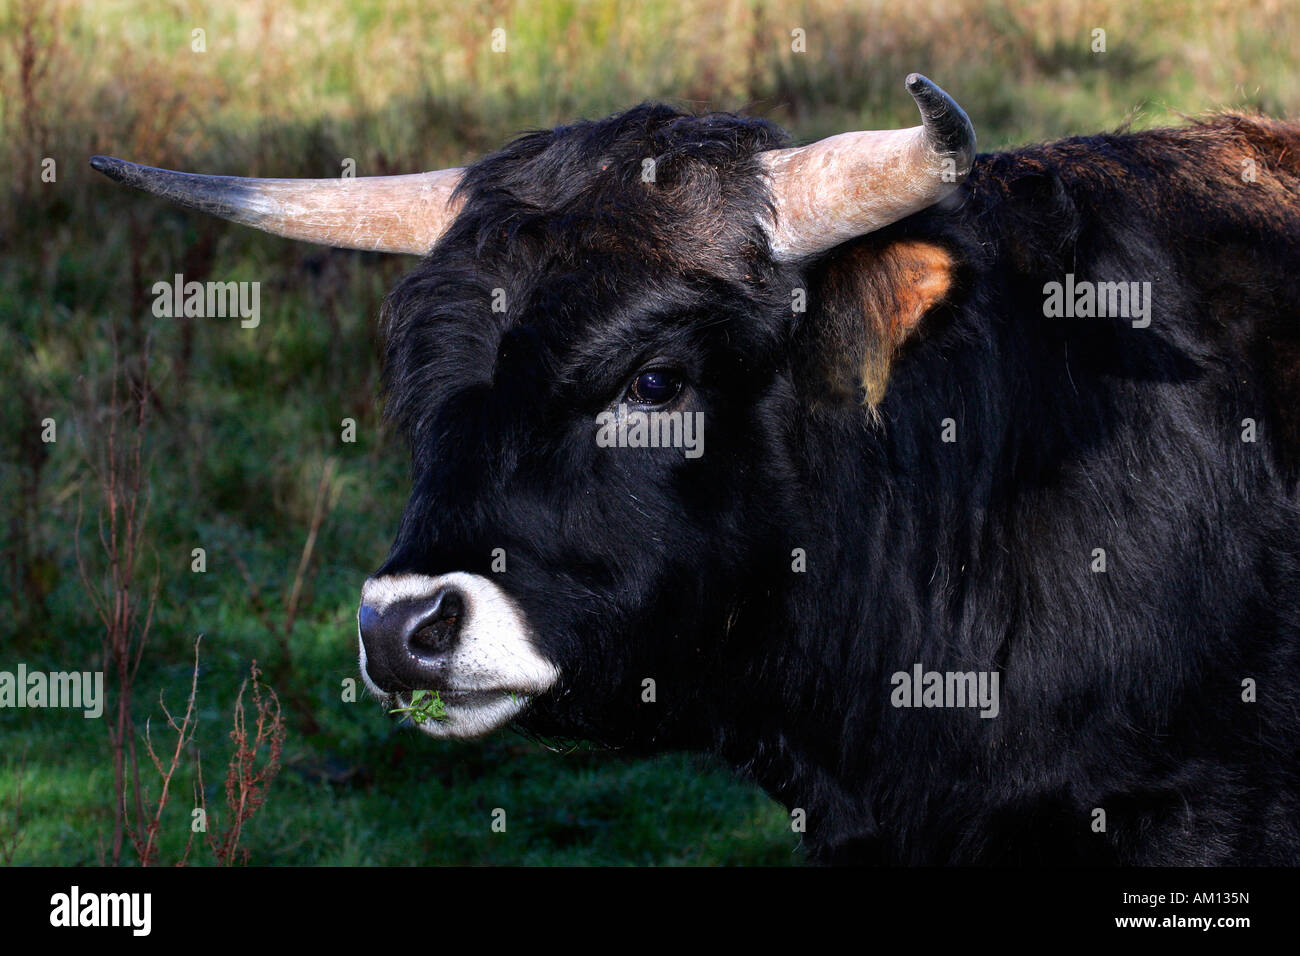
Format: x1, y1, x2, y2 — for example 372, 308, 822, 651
93, 75, 974, 746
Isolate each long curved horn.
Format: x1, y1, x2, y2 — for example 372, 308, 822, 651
88, 156, 464, 255
759, 73, 976, 261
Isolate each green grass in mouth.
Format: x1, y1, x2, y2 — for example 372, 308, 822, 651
389, 689, 450, 724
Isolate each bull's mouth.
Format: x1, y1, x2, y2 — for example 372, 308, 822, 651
388, 688, 526, 710
433, 689, 516, 706
384, 688, 533, 738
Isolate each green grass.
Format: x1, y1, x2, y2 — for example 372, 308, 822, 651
1, 0, 1297, 865
389, 689, 449, 724
2, 699, 795, 865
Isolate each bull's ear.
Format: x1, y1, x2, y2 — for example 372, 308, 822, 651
806, 238, 954, 407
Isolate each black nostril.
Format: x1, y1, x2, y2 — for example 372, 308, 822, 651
407, 590, 463, 658
359, 586, 468, 693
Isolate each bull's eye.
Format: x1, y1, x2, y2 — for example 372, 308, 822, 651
626, 368, 683, 407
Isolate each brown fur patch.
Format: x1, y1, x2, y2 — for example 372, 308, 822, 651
820, 239, 954, 406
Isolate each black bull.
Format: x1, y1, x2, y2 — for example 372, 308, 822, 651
94, 81, 1300, 864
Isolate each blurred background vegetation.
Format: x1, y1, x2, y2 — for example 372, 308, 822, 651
1, 0, 1296, 865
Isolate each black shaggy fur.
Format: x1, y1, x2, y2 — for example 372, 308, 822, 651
377, 103, 1300, 864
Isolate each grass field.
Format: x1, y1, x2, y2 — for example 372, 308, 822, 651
2, 0, 1297, 865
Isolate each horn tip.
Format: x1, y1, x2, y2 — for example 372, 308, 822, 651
903, 73, 976, 162
89, 155, 130, 183
903, 73, 947, 113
